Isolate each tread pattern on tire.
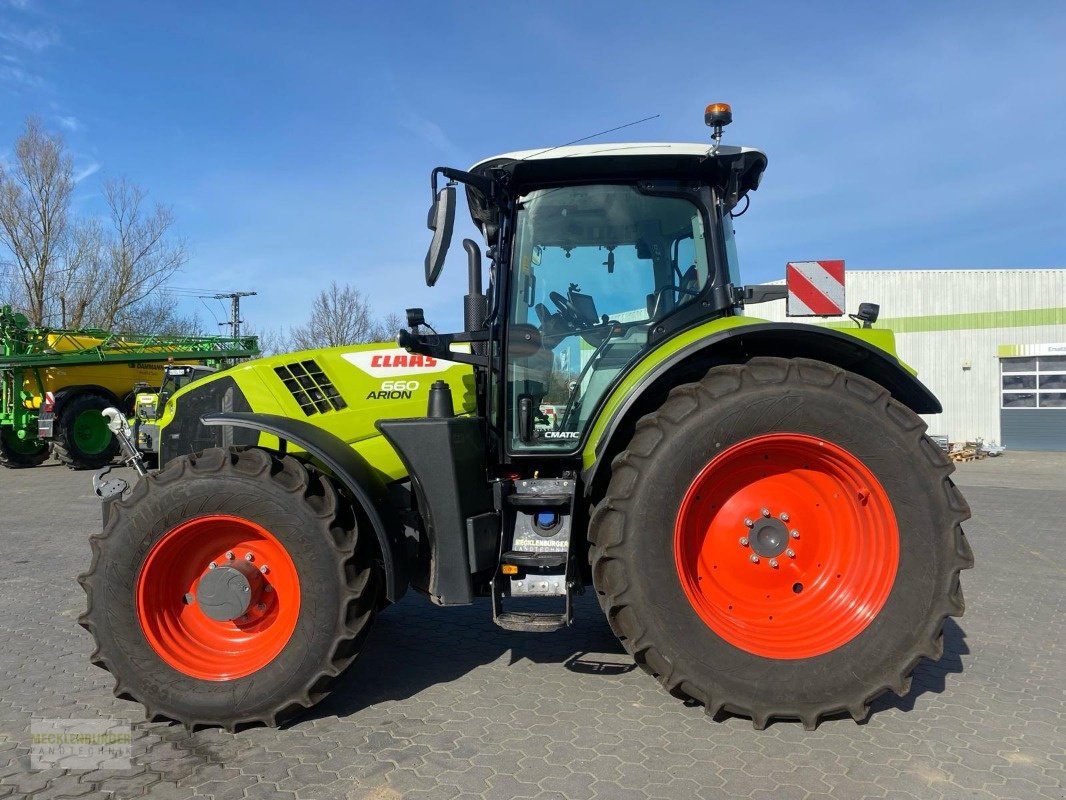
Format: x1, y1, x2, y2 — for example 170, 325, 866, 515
78, 446, 380, 731
588, 357, 974, 730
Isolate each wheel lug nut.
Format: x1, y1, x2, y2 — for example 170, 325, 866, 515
260, 565, 269, 574
256, 603, 266, 611
739, 537, 749, 547
750, 554, 760, 564
225, 551, 235, 560
244, 552, 254, 561
264, 585, 273, 593
790, 530, 800, 539
769, 559, 779, 569
779, 512, 789, 522
207, 562, 217, 570
761, 508, 770, 517
786, 548, 796, 558
183, 593, 195, 604
743, 518, 754, 528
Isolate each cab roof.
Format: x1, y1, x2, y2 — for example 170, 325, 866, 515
469, 141, 765, 168
465, 142, 768, 242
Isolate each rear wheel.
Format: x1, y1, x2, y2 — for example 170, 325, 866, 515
79, 447, 381, 730
0, 428, 49, 468
52, 394, 120, 469
589, 357, 973, 729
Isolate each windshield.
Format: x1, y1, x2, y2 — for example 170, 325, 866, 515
506, 184, 709, 452
160, 369, 202, 398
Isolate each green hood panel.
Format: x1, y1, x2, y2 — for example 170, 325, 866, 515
159, 341, 475, 483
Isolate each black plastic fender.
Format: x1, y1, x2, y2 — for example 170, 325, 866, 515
584, 322, 942, 494
201, 411, 407, 602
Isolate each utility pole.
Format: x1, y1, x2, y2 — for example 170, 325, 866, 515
214, 292, 257, 338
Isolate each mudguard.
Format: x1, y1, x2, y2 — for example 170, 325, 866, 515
201, 411, 408, 601
582, 320, 941, 489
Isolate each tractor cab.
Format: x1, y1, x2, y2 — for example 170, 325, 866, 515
403, 137, 767, 463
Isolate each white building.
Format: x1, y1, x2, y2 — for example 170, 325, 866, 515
756, 269, 1066, 451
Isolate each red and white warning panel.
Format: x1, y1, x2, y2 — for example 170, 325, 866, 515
786, 260, 845, 317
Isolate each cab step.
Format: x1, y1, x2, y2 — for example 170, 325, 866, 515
491, 477, 578, 633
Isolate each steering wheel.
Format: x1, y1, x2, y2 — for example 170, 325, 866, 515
549, 291, 582, 328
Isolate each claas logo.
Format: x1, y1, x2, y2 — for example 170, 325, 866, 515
369, 354, 437, 368
342, 349, 451, 378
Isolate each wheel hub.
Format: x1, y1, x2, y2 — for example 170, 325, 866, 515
749, 517, 789, 558
674, 433, 899, 659
196, 561, 264, 621
136, 514, 301, 680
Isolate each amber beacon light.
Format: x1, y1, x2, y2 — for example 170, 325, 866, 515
704, 102, 733, 128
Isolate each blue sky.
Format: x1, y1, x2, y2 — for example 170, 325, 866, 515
2, 1, 1064, 333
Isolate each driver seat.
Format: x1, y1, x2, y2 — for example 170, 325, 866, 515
646, 265, 700, 319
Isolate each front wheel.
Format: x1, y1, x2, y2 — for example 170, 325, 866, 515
589, 357, 973, 729
79, 447, 381, 730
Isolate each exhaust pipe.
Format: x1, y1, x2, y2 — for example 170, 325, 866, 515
462, 239, 488, 354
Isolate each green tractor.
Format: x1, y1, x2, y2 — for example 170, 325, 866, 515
80, 105, 972, 731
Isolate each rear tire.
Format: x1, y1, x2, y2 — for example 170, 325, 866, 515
52, 393, 120, 470
0, 428, 49, 468
79, 446, 381, 730
589, 357, 973, 729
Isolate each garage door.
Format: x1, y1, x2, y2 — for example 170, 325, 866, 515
1000, 352, 1066, 451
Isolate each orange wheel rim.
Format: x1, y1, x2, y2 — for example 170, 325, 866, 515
136, 515, 301, 680
674, 434, 898, 659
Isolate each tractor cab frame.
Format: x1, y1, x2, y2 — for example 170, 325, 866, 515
402, 143, 768, 466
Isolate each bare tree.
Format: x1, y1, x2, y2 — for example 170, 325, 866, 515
117, 292, 203, 337
57, 218, 104, 327
370, 312, 404, 343
289, 281, 394, 350
243, 324, 290, 358
90, 178, 188, 330
0, 120, 190, 332
0, 117, 74, 326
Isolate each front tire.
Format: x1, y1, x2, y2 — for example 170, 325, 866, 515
79, 447, 381, 730
589, 358, 973, 729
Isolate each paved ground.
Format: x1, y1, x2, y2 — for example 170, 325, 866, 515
0, 452, 1063, 800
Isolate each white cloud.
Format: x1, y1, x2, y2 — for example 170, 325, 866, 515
396, 106, 465, 164
0, 25, 58, 52
73, 162, 100, 183
57, 115, 80, 132
0, 61, 43, 89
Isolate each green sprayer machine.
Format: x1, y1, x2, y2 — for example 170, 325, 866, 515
80, 104, 972, 731
0, 306, 257, 469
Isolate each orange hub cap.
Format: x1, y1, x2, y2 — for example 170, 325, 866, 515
674, 434, 898, 659
136, 515, 301, 680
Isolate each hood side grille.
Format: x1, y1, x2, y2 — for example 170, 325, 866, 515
274, 360, 347, 415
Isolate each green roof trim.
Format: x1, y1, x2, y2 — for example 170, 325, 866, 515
822, 306, 1066, 334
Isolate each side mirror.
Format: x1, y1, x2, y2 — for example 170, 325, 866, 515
425, 185, 456, 287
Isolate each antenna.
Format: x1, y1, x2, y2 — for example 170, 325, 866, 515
519, 114, 661, 161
